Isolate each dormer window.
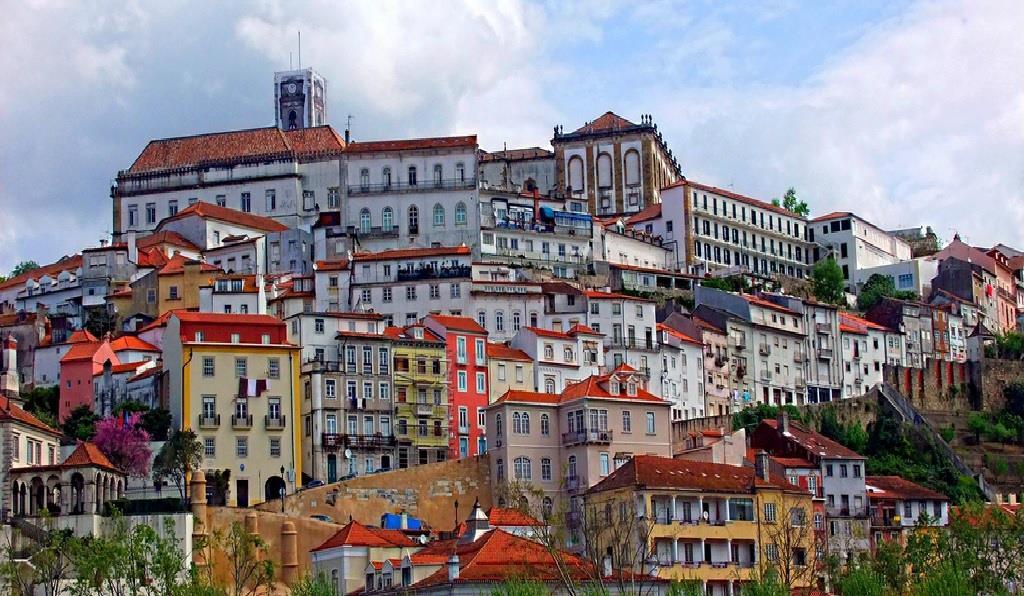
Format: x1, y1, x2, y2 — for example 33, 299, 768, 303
609, 380, 620, 395
626, 382, 637, 396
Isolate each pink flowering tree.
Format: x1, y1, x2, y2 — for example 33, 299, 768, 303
93, 412, 153, 478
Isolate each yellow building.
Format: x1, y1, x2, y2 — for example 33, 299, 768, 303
385, 324, 449, 468
586, 454, 815, 595
486, 342, 535, 401
165, 312, 301, 507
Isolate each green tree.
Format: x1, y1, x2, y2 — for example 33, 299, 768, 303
771, 188, 810, 217
967, 412, 989, 443
739, 568, 788, 596
856, 274, 897, 311
153, 429, 204, 502
292, 573, 336, 596
216, 522, 275, 596
835, 565, 885, 596
733, 403, 803, 434
10, 260, 40, 278
61, 405, 99, 441
811, 258, 845, 305
20, 385, 59, 428
84, 307, 117, 339
0, 520, 75, 596
490, 577, 551, 596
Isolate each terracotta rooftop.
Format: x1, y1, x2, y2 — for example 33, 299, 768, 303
157, 201, 289, 233
60, 341, 108, 363
589, 454, 796, 495
811, 211, 854, 222
64, 442, 120, 472
173, 311, 283, 327
866, 476, 948, 501
382, 325, 444, 344
0, 396, 60, 435
742, 294, 799, 316
109, 335, 159, 352
136, 230, 200, 252
486, 343, 532, 362
314, 260, 351, 272
126, 125, 345, 174
761, 419, 865, 460
345, 135, 476, 154
0, 255, 82, 292
312, 520, 417, 551
157, 253, 221, 276
427, 314, 486, 335
495, 369, 664, 406
67, 329, 99, 344
571, 111, 638, 135
485, 507, 543, 527
625, 203, 662, 225
658, 323, 703, 346
667, 180, 803, 219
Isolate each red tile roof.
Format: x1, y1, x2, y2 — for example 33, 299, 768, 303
67, 329, 99, 344
839, 311, 892, 334
60, 341, 108, 363
584, 289, 648, 302
495, 370, 665, 406
135, 247, 170, 269
761, 419, 864, 459
345, 135, 476, 154
128, 364, 162, 382
109, 335, 159, 352
523, 326, 573, 340
865, 476, 948, 501
486, 343, 532, 362
566, 323, 603, 336
64, 442, 120, 472
136, 230, 200, 252
157, 253, 221, 276
427, 314, 487, 335
0, 255, 82, 291
742, 294, 799, 316
158, 201, 289, 233
485, 507, 542, 527
352, 245, 471, 262
311, 520, 417, 551
94, 362, 147, 376
658, 323, 703, 346
0, 396, 60, 435
383, 325, 444, 343
589, 454, 795, 494
572, 111, 637, 135
314, 260, 351, 272
173, 312, 283, 326
625, 203, 662, 225
127, 126, 345, 174
811, 211, 853, 222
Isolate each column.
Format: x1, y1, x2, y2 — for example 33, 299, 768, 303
672, 538, 679, 565
700, 538, 706, 564
697, 496, 704, 522
724, 498, 730, 522
281, 520, 298, 585
726, 538, 732, 567
728, 581, 734, 596
190, 470, 209, 569
671, 495, 678, 522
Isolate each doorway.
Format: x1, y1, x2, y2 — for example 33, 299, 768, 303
236, 479, 249, 508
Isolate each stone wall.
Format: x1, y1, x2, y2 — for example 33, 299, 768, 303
976, 358, 1024, 413
256, 455, 492, 531
883, 362, 975, 414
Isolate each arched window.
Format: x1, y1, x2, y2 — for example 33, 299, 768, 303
512, 311, 521, 331
433, 203, 445, 227
564, 347, 574, 362
433, 164, 443, 187
359, 208, 371, 233
514, 457, 532, 480
495, 311, 504, 332
382, 207, 393, 231
456, 162, 465, 182
540, 414, 550, 436
455, 202, 467, 226
408, 166, 417, 186
543, 344, 554, 360
624, 150, 641, 187
542, 496, 553, 519
567, 156, 584, 193
359, 168, 370, 190
496, 458, 504, 481
512, 412, 522, 434
544, 377, 556, 393
495, 413, 502, 437
541, 458, 552, 481
521, 412, 530, 434
477, 311, 487, 328
382, 167, 392, 188
597, 153, 612, 188
408, 205, 419, 233
568, 455, 577, 479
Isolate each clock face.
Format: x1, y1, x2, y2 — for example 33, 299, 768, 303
287, 82, 297, 94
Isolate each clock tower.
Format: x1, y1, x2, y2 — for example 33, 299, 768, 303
274, 68, 327, 130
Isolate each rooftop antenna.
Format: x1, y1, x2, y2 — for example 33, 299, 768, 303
298, 30, 302, 69
345, 114, 353, 144
289, 51, 293, 70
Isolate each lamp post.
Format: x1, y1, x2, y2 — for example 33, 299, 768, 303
280, 465, 286, 513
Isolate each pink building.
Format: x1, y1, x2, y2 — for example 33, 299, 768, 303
423, 315, 489, 460
59, 337, 119, 421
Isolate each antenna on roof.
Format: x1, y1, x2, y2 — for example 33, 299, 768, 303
289, 51, 292, 70
297, 30, 302, 69
345, 114, 353, 144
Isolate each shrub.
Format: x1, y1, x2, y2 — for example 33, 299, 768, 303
940, 425, 955, 443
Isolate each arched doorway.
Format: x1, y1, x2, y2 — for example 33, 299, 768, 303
265, 476, 286, 502
70, 473, 85, 515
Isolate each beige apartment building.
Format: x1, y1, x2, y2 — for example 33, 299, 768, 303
486, 343, 534, 401
486, 365, 672, 515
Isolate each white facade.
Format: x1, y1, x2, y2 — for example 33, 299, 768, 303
583, 291, 659, 375
509, 327, 601, 393
470, 281, 547, 344
656, 325, 706, 421
857, 257, 939, 298
811, 213, 913, 291
595, 223, 673, 271
198, 275, 267, 315
285, 312, 383, 364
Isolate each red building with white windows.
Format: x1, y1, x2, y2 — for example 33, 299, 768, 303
423, 315, 488, 459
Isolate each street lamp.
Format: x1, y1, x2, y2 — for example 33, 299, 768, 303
280, 466, 286, 513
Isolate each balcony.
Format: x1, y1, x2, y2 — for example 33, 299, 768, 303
854, 377, 863, 385
264, 414, 287, 430
871, 511, 903, 528
793, 352, 806, 363
562, 429, 613, 446
345, 225, 400, 240
231, 414, 253, 429
347, 177, 477, 196
322, 433, 397, 450
415, 403, 445, 417
322, 433, 343, 450
795, 378, 806, 389
480, 213, 591, 237
732, 338, 747, 351
817, 348, 834, 360
826, 505, 867, 518
608, 337, 658, 352
492, 247, 589, 266
197, 414, 220, 429
760, 370, 772, 382
758, 344, 771, 356
396, 264, 472, 282
816, 322, 831, 334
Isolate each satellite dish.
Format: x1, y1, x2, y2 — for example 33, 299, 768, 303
418, 534, 428, 544
343, 449, 353, 460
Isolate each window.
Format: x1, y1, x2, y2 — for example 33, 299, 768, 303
645, 412, 656, 434
265, 189, 276, 211
234, 357, 247, 378
599, 452, 610, 476
457, 371, 467, 392
544, 377, 555, 393
380, 206, 394, 232
359, 208, 371, 233
512, 311, 521, 331
450, 283, 461, 298
455, 202, 467, 226
433, 203, 445, 227
382, 287, 392, 302
408, 205, 419, 232
514, 457, 532, 480
853, 464, 862, 477
764, 502, 777, 523
622, 411, 631, 432
325, 379, 336, 398
202, 357, 215, 377
268, 358, 280, 379
457, 337, 467, 363
145, 203, 156, 224
269, 438, 281, 458
127, 204, 138, 226
407, 165, 418, 186
405, 286, 416, 300
433, 164, 443, 186
790, 507, 807, 527
236, 437, 248, 458
168, 199, 178, 216
541, 458, 552, 481
476, 372, 486, 394
497, 363, 506, 381
540, 414, 550, 436
240, 192, 251, 213
496, 458, 505, 481
475, 338, 485, 365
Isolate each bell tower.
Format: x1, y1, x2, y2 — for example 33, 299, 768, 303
274, 68, 327, 130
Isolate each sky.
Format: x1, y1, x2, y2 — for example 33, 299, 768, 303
1, 0, 1022, 274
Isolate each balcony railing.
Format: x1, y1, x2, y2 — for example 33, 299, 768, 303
480, 213, 592, 237
871, 512, 903, 527
414, 403, 445, 417
197, 414, 220, 429
346, 225, 400, 239
758, 344, 771, 356
396, 265, 472, 282
816, 322, 831, 334
231, 414, 253, 429
760, 370, 772, 382
322, 433, 397, 450
264, 415, 287, 430
493, 247, 589, 265
347, 177, 476, 196
826, 505, 867, 517
562, 429, 613, 446
608, 337, 657, 351
817, 348, 834, 360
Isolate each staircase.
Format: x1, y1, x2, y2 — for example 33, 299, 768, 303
876, 383, 995, 501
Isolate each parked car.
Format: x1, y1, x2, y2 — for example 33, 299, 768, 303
304, 479, 325, 490
311, 514, 334, 523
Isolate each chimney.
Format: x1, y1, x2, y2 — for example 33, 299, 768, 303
446, 554, 460, 582
755, 450, 771, 482
99, 238, 108, 248
777, 410, 789, 434
400, 509, 408, 530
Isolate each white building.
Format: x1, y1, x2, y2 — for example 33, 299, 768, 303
857, 257, 939, 299
477, 147, 556, 194
594, 220, 674, 271
658, 181, 814, 279
198, 274, 267, 315
112, 126, 345, 236
343, 136, 479, 252
810, 212, 913, 291
656, 324, 706, 421
285, 312, 384, 364
509, 326, 602, 393
469, 280, 547, 344
583, 290, 659, 375
838, 313, 897, 398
